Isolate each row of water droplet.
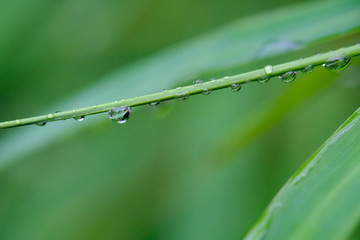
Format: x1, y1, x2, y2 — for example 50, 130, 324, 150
34, 55, 351, 126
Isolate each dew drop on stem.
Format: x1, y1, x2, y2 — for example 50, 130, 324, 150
149, 102, 160, 106
302, 65, 314, 74
264, 65, 273, 74
230, 83, 241, 92
323, 56, 351, 72
108, 106, 131, 124
36, 122, 47, 127
279, 71, 296, 83
258, 76, 270, 83
74, 116, 85, 122
176, 91, 189, 101
193, 79, 203, 86
202, 88, 211, 95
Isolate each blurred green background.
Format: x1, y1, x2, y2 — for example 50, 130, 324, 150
0, 0, 359, 239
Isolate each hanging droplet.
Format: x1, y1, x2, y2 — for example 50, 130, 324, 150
258, 76, 270, 83
149, 101, 160, 106
302, 65, 314, 74
74, 116, 85, 122
202, 88, 211, 95
108, 106, 131, 124
176, 91, 189, 101
279, 71, 296, 83
264, 65, 273, 74
193, 79, 203, 86
36, 122, 47, 127
322, 56, 351, 72
229, 83, 241, 92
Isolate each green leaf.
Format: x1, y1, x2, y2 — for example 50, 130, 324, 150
243, 107, 360, 240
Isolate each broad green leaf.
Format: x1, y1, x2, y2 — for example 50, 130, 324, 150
244, 107, 360, 240
1, 0, 359, 168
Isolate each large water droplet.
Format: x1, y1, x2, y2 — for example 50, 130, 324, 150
264, 65, 273, 74
36, 122, 46, 127
323, 56, 351, 71
302, 65, 314, 74
202, 88, 211, 95
108, 106, 131, 124
279, 71, 296, 83
258, 76, 270, 83
74, 116, 85, 122
193, 79, 203, 86
230, 83, 241, 92
176, 91, 189, 100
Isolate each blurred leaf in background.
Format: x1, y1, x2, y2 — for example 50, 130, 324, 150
0, 0, 360, 239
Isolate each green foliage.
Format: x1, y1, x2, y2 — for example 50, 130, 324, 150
244, 108, 360, 240
0, 0, 360, 240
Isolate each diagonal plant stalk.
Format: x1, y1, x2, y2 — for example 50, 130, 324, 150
1, 44, 360, 129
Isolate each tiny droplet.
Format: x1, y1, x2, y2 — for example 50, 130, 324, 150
230, 83, 241, 92
108, 106, 131, 124
193, 79, 203, 86
74, 116, 85, 122
149, 102, 160, 106
176, 91, 189, 101
202, 88, 211, 95
36, 122, 47, 127
264, 65, 273, 74
279, 71, 296, 83
302, 65, 314, 74
258, 76, 270, 83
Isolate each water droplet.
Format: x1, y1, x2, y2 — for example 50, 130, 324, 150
264, 65, 273, 74
279, 71, 296, 83
15, 120, 21, 125
149, 101, 160, 106
36, 122, 46, 127
224, 76, 229, 79
302, 65, 314, 74
193, 79, 203, 86
258, 76, 270, 83
230, 83, 241, 92
74, 116, 85, 122
46, 114, 54, 119
176, 91, 189, 101
210, 78, 216, 83
108, 106, 131, 124
202, 88, 211, 95
323, 56, 351, 72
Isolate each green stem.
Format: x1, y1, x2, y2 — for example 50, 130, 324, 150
1, 44, 360, 129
